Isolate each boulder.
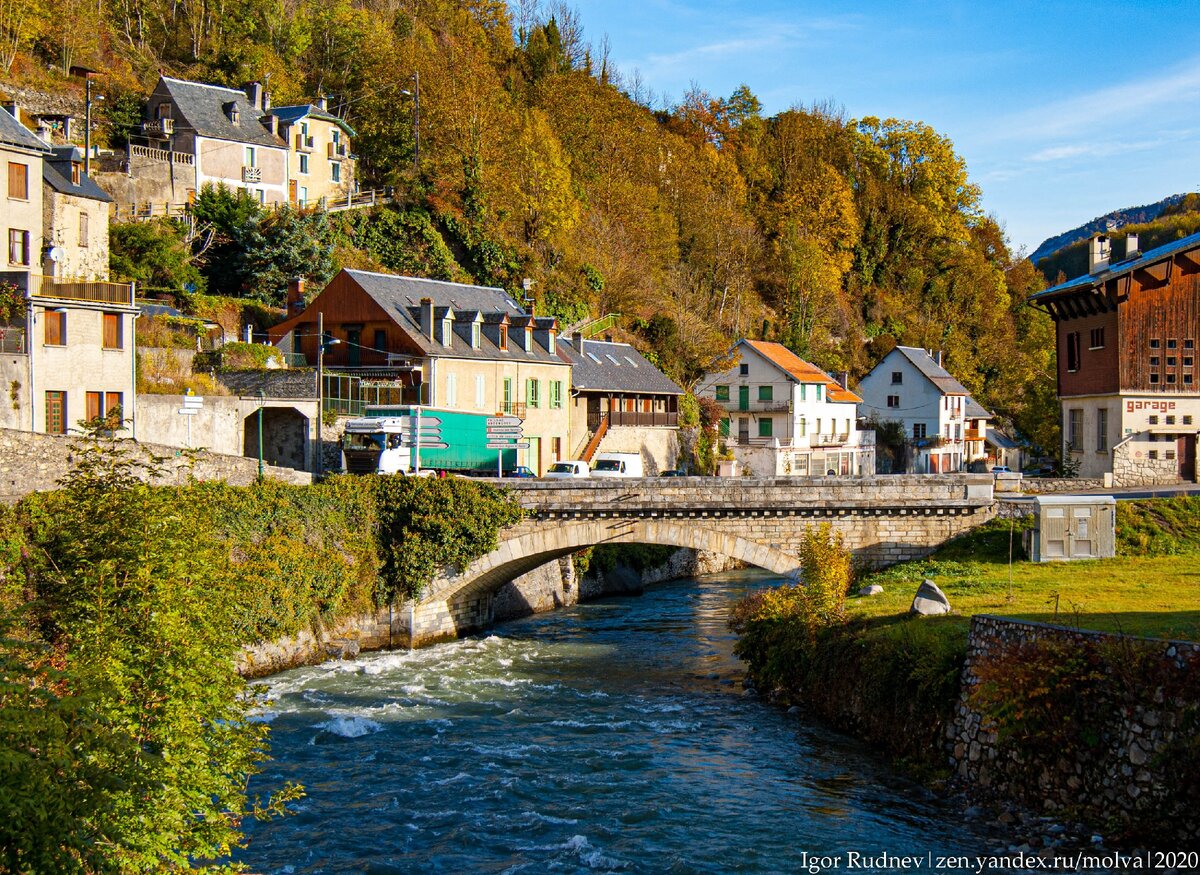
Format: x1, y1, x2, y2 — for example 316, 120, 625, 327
857, 584, 884, 597
910, 579, 951, 615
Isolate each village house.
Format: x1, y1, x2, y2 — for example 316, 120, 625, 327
1, 105, 137, 436
42, 145, 112, 280
697, 340, 874, 477
556, 333, 684, 473
269, 269, 571, 475
1028, 232, 1200, 486
271, 98, 356, 207
857, 346, 991, 474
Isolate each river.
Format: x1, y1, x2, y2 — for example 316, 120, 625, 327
236, 569, 998, 873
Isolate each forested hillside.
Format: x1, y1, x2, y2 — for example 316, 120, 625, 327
1029, 193, 1187, 265
1, 0, 1057, 448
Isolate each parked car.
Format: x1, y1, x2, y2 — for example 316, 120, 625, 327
990, 465, 1012, 474
545, 460, 590, 479
659, 469, 687, 477
591, 452, 644, 479
502, 466, 537, 478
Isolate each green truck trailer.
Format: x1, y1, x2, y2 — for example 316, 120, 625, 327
341, 406, 518, 474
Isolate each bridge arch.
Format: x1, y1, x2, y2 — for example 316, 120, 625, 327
419, 518, 800, 616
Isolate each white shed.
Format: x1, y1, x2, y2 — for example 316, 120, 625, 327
1025, 495, 1117, 562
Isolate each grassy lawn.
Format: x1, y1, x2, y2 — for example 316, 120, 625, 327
848, 502, 1200, 642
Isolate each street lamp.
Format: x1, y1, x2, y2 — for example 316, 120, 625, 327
400, 72, 419, 171
256, 389, 265, 481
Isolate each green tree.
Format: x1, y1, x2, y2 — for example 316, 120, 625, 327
109, 219, 206, 292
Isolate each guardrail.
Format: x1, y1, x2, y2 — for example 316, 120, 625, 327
29, 275, 135, 306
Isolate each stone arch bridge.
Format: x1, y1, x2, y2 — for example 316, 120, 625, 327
404, 475, 995, 647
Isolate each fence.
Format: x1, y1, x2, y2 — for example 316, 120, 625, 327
29, 275, 135, 306
322, 373, 420, 415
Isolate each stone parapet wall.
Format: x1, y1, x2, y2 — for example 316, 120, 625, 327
949, 615, 1200, 842
1018, 478, 1105, 494
0, 427, 310, 503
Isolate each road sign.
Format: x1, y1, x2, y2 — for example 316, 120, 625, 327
485, 427, 524, 438
487, 441, 529, 449
182, 395, 204, 408
394, 415, 442, 428
409, 441, 448, 450
176, 408, 199, 416
486, 416, 521, 428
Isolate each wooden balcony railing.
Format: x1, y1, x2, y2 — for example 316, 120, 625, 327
29, 275, 134, 306
964, 428, 984, 441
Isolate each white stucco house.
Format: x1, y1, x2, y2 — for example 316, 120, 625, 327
697, 339, 874, 476
857, 346, 991, 473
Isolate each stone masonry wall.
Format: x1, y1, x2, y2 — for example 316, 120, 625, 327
0, 427, 310, 503
949, 615, 1200, 842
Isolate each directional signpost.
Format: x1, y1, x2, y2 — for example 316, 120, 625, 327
176, 392, 204, 447
410, 409, 442, 475
486, 415, 525, 476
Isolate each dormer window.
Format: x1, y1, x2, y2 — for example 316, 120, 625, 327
499, 325, 508, 350
471, 322, 481, 349
70, 163, 81, 184
225, 101, 240, 124
441, 318, 452, 347
524, 327, 533, 351
548, 330, 556, 355
156, 103, 172, 120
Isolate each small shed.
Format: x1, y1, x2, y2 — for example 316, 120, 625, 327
1025, 495, 1116, 561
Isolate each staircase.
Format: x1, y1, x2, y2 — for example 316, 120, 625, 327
579, 414, 609, 462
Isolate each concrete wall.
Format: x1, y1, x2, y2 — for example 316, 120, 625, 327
135, 392, 316, 469
949, 615, 1200, 843
0, 354, 28, 430
0, 426, 311, 503
593, 424, 680, 474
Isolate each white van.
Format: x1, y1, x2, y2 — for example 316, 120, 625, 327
590, 452, 644, 479
545, 460, 591, 479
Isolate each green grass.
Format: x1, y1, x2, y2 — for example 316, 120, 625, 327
850, 513, 1200, 642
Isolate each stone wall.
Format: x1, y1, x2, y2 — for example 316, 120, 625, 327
949, 615, 1200, 842
0, 427, 310, 503
1019, 478, 1106, 494
593, 425, 681, 475
1113, 438, 1187, 487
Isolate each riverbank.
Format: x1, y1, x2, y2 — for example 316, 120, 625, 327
731, 499, 1200, 848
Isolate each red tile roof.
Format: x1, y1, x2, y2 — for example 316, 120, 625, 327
743, 340, 862, 403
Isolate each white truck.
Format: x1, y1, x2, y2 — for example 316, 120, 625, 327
341, 417, 430, 475
590, 452, 644, 479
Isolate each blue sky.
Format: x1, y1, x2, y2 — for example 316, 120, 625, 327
568, 0, 1200, 254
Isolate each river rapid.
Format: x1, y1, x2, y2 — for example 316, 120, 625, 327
236, 569, 997, 874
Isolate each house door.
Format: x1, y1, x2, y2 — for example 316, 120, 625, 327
289, 180, 298, 204
346, 329, 361, 366
738, 417, 749, 443
1179, 435, 1197, 481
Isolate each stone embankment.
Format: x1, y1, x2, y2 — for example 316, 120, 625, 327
0, 427, 310, 503
949, 615, 1200, 843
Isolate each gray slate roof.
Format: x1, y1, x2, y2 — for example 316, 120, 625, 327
343, 270, 564, 365
160, 77, 284, 148
892, 346, 992, 417
557, 337, 683, 396
271, 104, 356, 138
986, 428, 1020, 450
43, 146, 111, 201
0, 106, 50, 153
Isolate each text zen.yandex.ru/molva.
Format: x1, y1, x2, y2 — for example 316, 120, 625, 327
797, 849, 1167, 873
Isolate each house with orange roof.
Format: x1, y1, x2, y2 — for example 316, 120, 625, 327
697, 339, 874, 477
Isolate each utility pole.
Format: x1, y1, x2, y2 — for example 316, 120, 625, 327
316, 311, 324, 478
402, 72, 420, 172
257, 390, 265, 481
84, 77, 93, 176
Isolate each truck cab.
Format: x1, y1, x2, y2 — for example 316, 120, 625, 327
342, 418, 417, 475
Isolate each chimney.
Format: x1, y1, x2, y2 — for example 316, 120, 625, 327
286, 277, 305, 313
572, 331, 583, 350
2, 100, 17, 121
263, 91, 271, 112
928, 349, 943, 367
604, 332, 613, 343
265, 113, 278, 137
1088, 234, 1111, 275
1125, 233, 1140, 260
835, 371, 849, 390
317, 95, 328, 112
419, 297, 434, 340
243, 82, 264, 111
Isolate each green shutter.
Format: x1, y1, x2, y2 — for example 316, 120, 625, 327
758, 417, 773, 438
715, 385, 729, 401
719, 418, 730, 437
738, 385, 749, 411
758, 385, 773, 401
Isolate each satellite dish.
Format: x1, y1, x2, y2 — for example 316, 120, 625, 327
47, 246, 61, 262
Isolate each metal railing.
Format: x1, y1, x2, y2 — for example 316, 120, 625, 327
322, 188, 394, 213
29, 274, 134, 306
114, 201, 194, 222
501, 400, 527, 418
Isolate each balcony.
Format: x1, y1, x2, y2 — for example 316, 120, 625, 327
295, 134, 314, 152
964, 428, 984, 441
328, 142, 348, 159
28, 274, 134, 306
141, 118, 174, 137
242, 166, 262, 183
811, 432, 851, 448
589, 410, 678, 429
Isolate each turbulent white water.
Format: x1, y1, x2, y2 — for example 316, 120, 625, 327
236, 569, 995, 874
